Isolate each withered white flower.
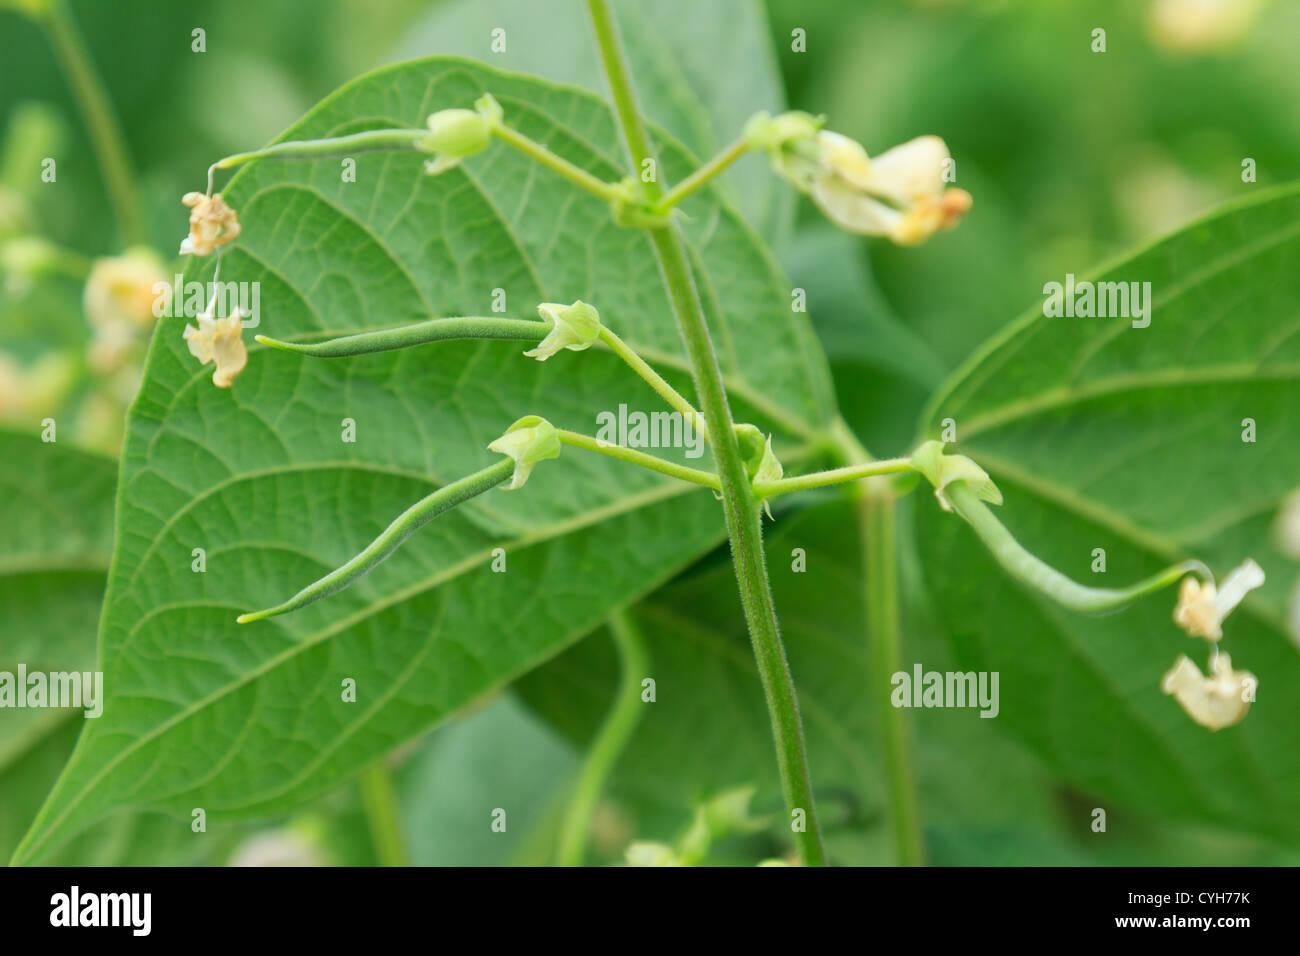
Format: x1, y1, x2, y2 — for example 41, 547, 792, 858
747, 113, 971, 245
1173, 559, 1264, 641
184, 302, 249, 388
180, 192, 241, 256
1162, 652, 1256, 730
487, 415, 561, 490
524, 300, 602, 361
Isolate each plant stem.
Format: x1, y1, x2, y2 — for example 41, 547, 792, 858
556, 429, 719, 490
359, 762, 408, 867
755, 457, 913, 499
586, 0, 825, 866
556, 609, 649, 866
492, 124, 622, 201
655, 137, 749, 212
42, 0, 144, 245
597, 326, 707, 439
856, 486, 926, 866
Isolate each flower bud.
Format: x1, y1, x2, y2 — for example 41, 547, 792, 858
910, 439, 1001, 512
524, 300, 602, 361
487, 415, 561, 490
419, 94, 502, 176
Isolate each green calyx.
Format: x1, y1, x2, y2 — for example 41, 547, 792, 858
419, 93, 502, 176
487, 415, 562, 490
524, 300, 603, 361
910, 439, 1002, 512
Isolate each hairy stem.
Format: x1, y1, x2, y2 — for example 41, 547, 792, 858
857, 487, 925, 865
359, 763, 408, 867
755, 457, 913, 499
655, 137, 749, 212
42, 0, 144, 244
597, 326, 707, 439
587, 0, 825, 866
556, 609, 649, 866
492, 124, 622, 201
556, 429, 719, 489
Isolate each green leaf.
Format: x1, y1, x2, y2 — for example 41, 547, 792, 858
916, 185, 1300, 842
13, 57, 834, 863
398, 0, 792, 239
0, 430, 112, 857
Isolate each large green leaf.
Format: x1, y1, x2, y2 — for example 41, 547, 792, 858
916, 185, 1300, 842
13, 57, 834, 862
0, 430, 112, 859
519, 499, 1083, 865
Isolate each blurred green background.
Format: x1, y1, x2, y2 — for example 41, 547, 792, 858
1, 0, 1297, 865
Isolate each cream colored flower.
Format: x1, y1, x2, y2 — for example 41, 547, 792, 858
1173, 559, 1264, 641
184, 303, 248, 388
84, 247, 168, 331
1162, 652, 1255, 730
809, 133, 972, 245
624, 842, 683, 867
748, 113, 971, 245
487, 415, 561, 490
1147, 0, 1267, 54
524, 300, 602, 361
180, 192, 241, 256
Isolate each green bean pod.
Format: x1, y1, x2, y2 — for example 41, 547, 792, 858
212, 129, 431, 171
237, 457, 515, 623
944, 481, 1211, 614
255, 317, 549, 358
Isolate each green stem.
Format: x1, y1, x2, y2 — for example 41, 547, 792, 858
492, 124, 622, 201
655, 138, 749, 212
41, 0, 144, 245
857, 487, 925, 866
209, 129, 430, 190
587, 0, 825, 866
556, 429, 719, 490
255, 316, 549, 358
359, 763, 408, 867
944, 481, 1211, 611
237, 458, 514, 623
556, 608, 649, 866
755, 457, 913, 499
596, 326, 707, 439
